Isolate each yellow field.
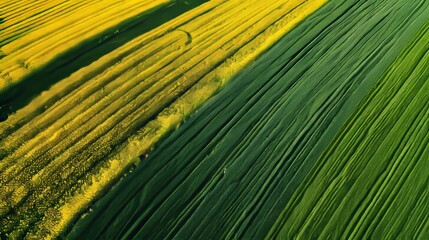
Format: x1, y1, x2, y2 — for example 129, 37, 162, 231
0, 0, 171, 92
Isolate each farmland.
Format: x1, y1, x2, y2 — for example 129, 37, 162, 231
1, 0, 326, 238
1, 0, 428, 239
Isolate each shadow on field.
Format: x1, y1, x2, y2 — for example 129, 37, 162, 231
0, 0, 208, 122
